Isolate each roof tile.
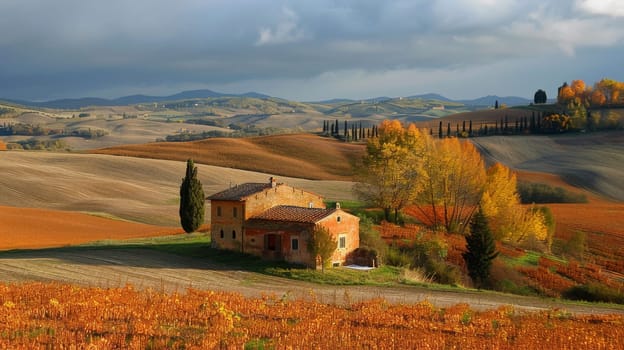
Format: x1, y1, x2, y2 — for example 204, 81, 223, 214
249, 205, 336, 224
207, 183, 272, 201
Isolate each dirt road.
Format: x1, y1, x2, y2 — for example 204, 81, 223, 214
0, 248, 621, 315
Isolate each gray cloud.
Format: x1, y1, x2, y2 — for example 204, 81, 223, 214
0, 0, 622, 101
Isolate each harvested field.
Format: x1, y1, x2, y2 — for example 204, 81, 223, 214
0, 151, 356, 227
471, 131, 624, 201
93, 133, 365, 180
0, 206, 182, 250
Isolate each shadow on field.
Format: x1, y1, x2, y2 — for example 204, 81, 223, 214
0, 239, 300, 274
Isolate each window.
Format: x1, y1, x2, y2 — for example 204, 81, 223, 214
337, 216, 341, 223
232, 230, 236, 239
216, 206, 222, 217
291, 238, 299, 251
339, 235, 346, 249
233, 207, 237, 218
220, 229, 224, 239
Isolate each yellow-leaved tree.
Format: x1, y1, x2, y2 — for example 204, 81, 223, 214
480, 163, 519, 239
355, 120, 426, 223
480, 163, 548, 246
415, 138, 486, 233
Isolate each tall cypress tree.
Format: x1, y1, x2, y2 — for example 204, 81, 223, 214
462, 207, 498, 289
179, 159, 205, 233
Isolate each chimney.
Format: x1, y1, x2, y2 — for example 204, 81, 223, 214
270, 176, 277, 188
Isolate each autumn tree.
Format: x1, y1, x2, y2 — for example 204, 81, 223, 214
534, 89, 547, 104
480, 163, 548, 246
355, 120, 426, 223
179, 159, 205, 233
308, 225, 337, 271
595, 78, 624, 104
463, 207, 498, 289
590, 89, 607, 106
480, 163, 519, 240
414, 138, 486, 233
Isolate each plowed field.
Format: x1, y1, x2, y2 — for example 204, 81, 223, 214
0, 206, 182, 250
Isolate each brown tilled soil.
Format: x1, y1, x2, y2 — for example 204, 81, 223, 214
0, 206, 183, 250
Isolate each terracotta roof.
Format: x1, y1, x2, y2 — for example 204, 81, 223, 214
249, 205, 336, 224
207, 183, 272, 201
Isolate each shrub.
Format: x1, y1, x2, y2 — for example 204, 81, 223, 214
358, 215, 387, 264
563, 283, 624, 304
518, 182, 587, 204
385, 246, 412, 267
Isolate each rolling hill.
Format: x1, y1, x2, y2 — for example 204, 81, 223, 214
0, 150, 357, 227
92, 133, 364, 181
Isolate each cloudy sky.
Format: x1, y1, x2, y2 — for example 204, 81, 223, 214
1, 0, 623, 102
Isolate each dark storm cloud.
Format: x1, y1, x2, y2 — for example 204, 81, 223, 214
1, 0, 623, 101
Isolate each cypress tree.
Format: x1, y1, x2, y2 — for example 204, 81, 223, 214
344, 120, 348, 138
447, 123, 451, 138
438, 121, 443, 139
469, 120, 473, 136
462, 120, 466, 132
179, 159, 205, 233
462, 207, 499, 289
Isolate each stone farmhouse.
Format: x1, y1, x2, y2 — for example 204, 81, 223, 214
207, 177, 359, 268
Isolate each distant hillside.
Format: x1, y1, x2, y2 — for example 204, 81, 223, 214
6, 90, 273, 109
459, 95, 532, 107
5, 89, 534, 111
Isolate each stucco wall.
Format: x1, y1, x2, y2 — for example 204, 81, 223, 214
318, 210, 360, 266
244, 209, 360, 268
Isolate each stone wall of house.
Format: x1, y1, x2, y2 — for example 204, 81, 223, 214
244, 221, 316, 267
243, 184, 325, 219
243, 209, 360, 268
210, 200, 244, 251
317, 210, 360, 266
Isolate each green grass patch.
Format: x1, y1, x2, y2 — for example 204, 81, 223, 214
503, 250, 541, 267
518, 182, 588, 204
266, 265, 402, 285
